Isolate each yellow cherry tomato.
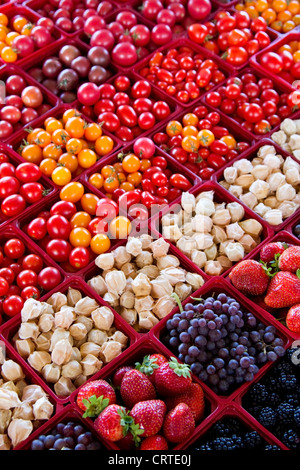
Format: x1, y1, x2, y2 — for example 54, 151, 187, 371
90, 234, 111, 254
70, 211, 92, 229
69, 227, 91, 247
109, 216, 131, 239
122, 154, 141, 173
60, 182, 85, 203
197, 129, 215, 147
51, 166, 72, 186
88, 173, 104, 189
94, 135, 114, 156
58, 153, 79, 173
80, 193, 100, 215
77, 148, 97, 168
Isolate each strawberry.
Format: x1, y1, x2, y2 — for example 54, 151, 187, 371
76, 380, 116, 418
140, 435, 169, 450
286, 304, 300, 333
163, 403, 195, 444
260, 242, 287, 264
120, 369, 156, 408
164, 383, 205, 422
155, 357, 192, 396
130, 400, 166, 438
94, 404, 138, 442
112, 366, 133, 388
229, 259, 270, 296
264, 271, 300, 309
279, 246, 300, 273
117, 432, 136, 450
135, 353, 168, 384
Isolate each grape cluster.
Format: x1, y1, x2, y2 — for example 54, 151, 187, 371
30, 421, 102, 450
162, 292, 286, 394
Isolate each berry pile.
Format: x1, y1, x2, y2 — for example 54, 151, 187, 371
153, 107, 250, 179
229, 241, 300, 332
191, 416, 279, 450
162, 291, 285, 395
243, 348, 300, 449
30, 420, 102, 450
137, 45, 227, 105
76, 354, 206, 449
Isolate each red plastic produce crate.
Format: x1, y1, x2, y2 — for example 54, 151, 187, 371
0, 275, 138, 405
201, 65, 300, 141
151, 275, 292, 400
6, 104, 122, 189
70, 334, 220, 450
225, 230, 300, 336
132, 36, 232, 108
75, 70, 182, 145
21, 37, 119, 106
82, 143, 201, 222
150, 180, 274, 280
213, 137, 300, 233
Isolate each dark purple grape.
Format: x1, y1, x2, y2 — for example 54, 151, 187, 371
274, 346, 285, 357
44, 435, 56, 448
203, 309, 214, 320
198, 318, 206, 328
31, 440, 45, 450
228, 359, 238, 370
179, 319, 189, 330
198, 370, 208, 382
267, 351, 277, 361
178, 343, 189, 354
166, 319, 173, 330
190, 362, 202, 375
53, 439, 66, 450
169, 337, 179, 348
74, 425, 84, 437
188, 326, 198, 339
219, 348, 229, 359
64, 437, 75, 448
179, 332, 191, 343
264, 332, 275, 343
188, 345, 200, 357
207, 341, 216, 351
217, 293, 228, 303
184, 355, 194, 365
185, 303, 194, 311
75, 444, 86, 450
208, 373, 219, 385
190, 318, 199, 328
195, 335, 207, 348
62, 424, 75, 437
170, 328, 178, 337
186, 310, 194, 320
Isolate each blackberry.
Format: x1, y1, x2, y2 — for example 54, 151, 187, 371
243, 431, 262, 449
247, 405, 263, 418
213, 437, 236, 451
282, 429, 300, 449
211, 422, 232, 437
265, 376, 282, 394
249, 383, 269, 404
258, 407, 276, 429
273, 359, 294, 375
226, 418, 242, 434
194, 443, 213, 450
278, 372, 298, 391
286, 393, 300, 407
264, 444, 281, 450
294, 407, 300, 428
268, 392, 281, 407
276, 402, 295, 426
231, 434, 244, 449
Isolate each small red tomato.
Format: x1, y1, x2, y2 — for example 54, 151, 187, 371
3, 295, 24, 317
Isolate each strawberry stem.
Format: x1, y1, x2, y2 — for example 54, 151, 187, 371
135, 355, 159, 376
168, 356, 191, 379
82, 395, 109, 418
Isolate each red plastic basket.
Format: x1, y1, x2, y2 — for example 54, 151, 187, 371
0, 336, 60, 450
201, 65, 300, 142
70, 334, 221, 450
150, 179, 274, 280
150, 275, 293, 401
6, 103, 122, 189
0, 275, 138, 405
225, 229, 300, 337
132, 36, 233, 109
